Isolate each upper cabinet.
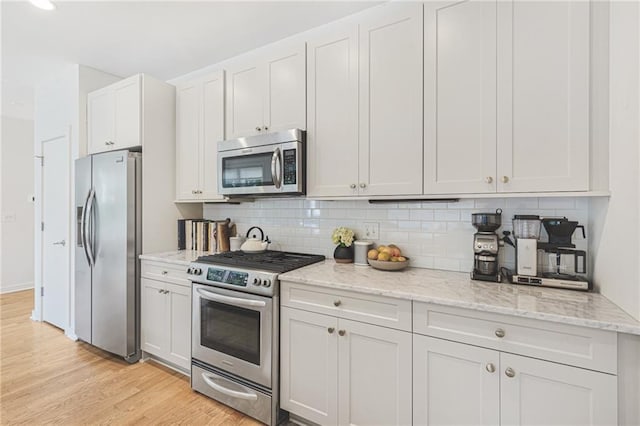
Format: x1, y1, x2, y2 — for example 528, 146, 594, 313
425, 0, 590, 194
88, 75, 141, 154
225, 41, 306, 139
307, 3, 423, 197
175, 71, 225, 201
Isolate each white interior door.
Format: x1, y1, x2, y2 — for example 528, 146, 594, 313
42, 134, 70, 329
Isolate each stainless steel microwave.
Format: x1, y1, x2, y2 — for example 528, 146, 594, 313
217, 129, 305, 196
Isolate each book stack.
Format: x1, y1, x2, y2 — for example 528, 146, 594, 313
177, 219, 218, 253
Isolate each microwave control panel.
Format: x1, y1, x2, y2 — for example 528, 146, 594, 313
283, 149, 297, 185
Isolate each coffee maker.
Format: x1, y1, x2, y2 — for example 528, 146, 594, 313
509, 216, 591, 291
471, 209, 503, 282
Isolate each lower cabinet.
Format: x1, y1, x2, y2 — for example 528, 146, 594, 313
281, 307, 412, 426
414, 335, 618, 426
141, 277, 191, 371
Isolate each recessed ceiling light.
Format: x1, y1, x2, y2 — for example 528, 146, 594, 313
29, 0, 56, 11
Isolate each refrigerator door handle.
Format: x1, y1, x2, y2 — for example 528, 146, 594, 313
84, 188, 96, 266
80, 189, 92, 265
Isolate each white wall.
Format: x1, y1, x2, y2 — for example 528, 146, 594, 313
204, 197, 590, 274
1, 116, 35, 293
590, 0, 640, 321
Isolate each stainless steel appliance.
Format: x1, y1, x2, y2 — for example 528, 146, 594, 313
189, 250, 325, 425
218, 129, 305, 196
508, 216, 591, 291
74, 150, 141, 362
471, 209, 502, 282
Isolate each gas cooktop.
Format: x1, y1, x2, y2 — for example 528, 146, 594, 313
195, 250, 326, 274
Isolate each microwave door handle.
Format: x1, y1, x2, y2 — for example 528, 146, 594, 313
201, 373, 258, 401
271, 147, 282, 189
196, 288, 266, 308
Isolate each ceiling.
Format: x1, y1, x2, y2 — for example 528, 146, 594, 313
1, 0, 380, 120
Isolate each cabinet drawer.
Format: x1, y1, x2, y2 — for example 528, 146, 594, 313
413, 302, 617, 374
141, 261, 190, 287
281, 281, 411, 332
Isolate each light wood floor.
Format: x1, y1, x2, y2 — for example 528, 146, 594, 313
0, 290, 261, 425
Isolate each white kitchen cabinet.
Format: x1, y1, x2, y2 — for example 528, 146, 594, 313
281, 283, 412, 426
88, 75, 141, 154
414, 335, 617, 426
226, 41, 305, 139
141, 260, 191, 372
501, 353, 617, 426
425, 0, 590, 194
413, 335, 500, 426
307, 3, 423, 197
175, 70, 225, 201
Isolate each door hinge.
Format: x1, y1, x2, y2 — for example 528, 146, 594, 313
41, 222, 44, 231
41, 287, 44, 297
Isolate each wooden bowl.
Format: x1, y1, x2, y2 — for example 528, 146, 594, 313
367, 258, 410, 271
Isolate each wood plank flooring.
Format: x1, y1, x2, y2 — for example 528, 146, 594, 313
0, 290, 261, 425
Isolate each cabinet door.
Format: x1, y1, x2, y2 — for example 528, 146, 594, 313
175, 82, 201, 200
87, 88, 113, 154
338, 318, 412, 426
281, 307, 338, 425
359, 3, 423, 196
113, 75, 141, 149
497, 1, 589, 192
226, 58, 264, 138
413, 335, 500, 426
500, 353, 617, 426
306, 22, 360, 197
264, 42, 306, 132
141, 278, 167, 356
201, 71, 225, 200
166, 283, 191, 370
424, 0, 497, 194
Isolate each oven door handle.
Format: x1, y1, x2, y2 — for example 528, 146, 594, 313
201, 373, 258, 401
196, 288, 267, 308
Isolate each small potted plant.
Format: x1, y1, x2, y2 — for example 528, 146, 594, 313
332, 227, 355, 263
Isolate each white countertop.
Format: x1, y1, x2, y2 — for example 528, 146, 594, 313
139, 250, 204, 266
279, 260, 640, 336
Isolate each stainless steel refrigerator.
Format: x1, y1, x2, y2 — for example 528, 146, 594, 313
75, 149, 141, 363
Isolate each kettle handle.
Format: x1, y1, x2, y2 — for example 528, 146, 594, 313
246, 226, 265, 241
576, 225, 586, 239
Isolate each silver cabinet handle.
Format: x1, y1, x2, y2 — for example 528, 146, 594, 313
501, 176, 509, 183
486, 363, 496, 373
53, 240, 66, 246
485, 176, 493, 184
333, 300, 342, 307
505, 367, 515, 378
350, 184, 356, 189
161, 271, 168, 275
338, 330, 346, 336
105, 141, 115, 146
157, 289, 163, 294
192, 190, 197, 194
256, 126, 262, 131
264, 126, 269, 131
359, 183, 367, 189
328, 327, 335, 334
495, 328, 505, 338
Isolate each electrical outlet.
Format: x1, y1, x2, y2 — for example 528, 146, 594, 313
363, 222, 379, 240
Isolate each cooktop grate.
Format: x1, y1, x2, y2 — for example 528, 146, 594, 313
195, 250, 325, 273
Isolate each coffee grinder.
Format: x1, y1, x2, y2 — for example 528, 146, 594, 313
471, 209, 503, 282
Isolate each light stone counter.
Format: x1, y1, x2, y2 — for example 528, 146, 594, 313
279, 260, 640, 336
139, 250, 205, 266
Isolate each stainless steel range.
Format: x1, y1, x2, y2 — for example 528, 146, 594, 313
188, 250, 325, 425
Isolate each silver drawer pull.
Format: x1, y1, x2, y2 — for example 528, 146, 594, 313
338, 330, 346, 336
486, 363, 496, 373
161, 271, 168, 275
495, 328, 505, 338
327, 327, 335, 334
505, 367, 515, 378
333, 300, 342, 307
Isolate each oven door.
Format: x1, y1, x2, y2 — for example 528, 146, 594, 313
218, 141, 303, 196
192, 283, 272, 388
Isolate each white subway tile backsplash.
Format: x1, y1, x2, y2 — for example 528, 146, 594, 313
204, 197, 589, 274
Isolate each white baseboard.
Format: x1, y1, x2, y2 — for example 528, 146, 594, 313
1, 281, 34, 294
65, 329, 78, 341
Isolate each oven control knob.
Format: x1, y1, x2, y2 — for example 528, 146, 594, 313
195, 268, 202, 275
263, 279, 271, 287
253, 278, 261, 286
186, 268, 193, 275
